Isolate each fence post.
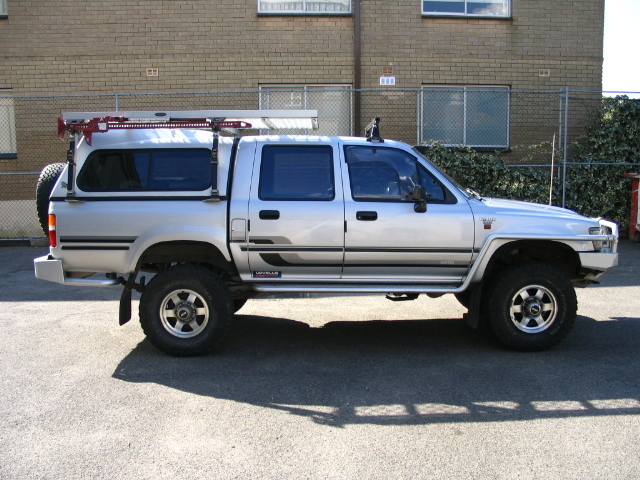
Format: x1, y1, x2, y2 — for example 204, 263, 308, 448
562, 86, 570, 208
416, 89, 421, 145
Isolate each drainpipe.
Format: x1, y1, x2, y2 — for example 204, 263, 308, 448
354, 0, 362, 135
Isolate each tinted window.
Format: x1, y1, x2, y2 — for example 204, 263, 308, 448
418, 167, 447, 202
346, 145, 453, 203
259, 146, 334, 201
77, 149, 211, 191
346, 146, 419, 201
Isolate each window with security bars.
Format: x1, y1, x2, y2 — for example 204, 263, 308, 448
259, 85, 352, 136
259, 0, 351, 14
422, 0, 510, 17
0, 90, 17, 158
421, 86, 510, 149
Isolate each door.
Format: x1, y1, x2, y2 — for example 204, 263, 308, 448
247, 142, 345, 280
342, 144, 475, 283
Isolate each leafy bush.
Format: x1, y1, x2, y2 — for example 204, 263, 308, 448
422, 96, 640, 234
578, 96, 640, 162
423, 143, 552, 205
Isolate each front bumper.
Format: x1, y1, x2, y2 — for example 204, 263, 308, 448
578, 218, 619, 275
34, 255, 121, 287
578, 251, 619, 271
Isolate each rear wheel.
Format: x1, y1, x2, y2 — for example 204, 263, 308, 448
139, 264, 234, 356
485, 261, 577, 351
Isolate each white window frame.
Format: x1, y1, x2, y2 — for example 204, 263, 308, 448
421, 85, 510, 149
0, 0, 7, 16
422, 0, 510, 17
259, 84, 352, 136
0, 89, 17, 158
258, 0, 351, 14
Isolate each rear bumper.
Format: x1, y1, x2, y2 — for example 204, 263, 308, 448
34, 255, 121, 287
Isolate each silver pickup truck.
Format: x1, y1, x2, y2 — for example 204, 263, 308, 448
34, 110, 619, 356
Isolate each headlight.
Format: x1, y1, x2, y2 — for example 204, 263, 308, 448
589, 227, 603, 251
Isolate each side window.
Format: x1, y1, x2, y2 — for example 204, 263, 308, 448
418, 167, 447, 202
259, 145, 334, 201
148, 150, 210, 190
77, 149, 210, 191
346, 146, 454, 203
346, 146, 420, 202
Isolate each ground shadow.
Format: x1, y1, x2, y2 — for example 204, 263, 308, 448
113, 313, 640, 427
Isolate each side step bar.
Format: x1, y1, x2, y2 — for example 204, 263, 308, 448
251, 283, 465, 294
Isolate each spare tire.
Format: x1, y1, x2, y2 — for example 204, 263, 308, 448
36, 163, 66, 235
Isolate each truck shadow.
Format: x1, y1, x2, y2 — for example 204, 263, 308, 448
113, 313, 640, 427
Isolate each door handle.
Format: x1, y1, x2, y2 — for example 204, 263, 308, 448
259, 210, 280, 220
356, 211, 378, 221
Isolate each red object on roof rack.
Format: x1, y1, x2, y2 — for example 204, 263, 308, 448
57, 116, 252, 145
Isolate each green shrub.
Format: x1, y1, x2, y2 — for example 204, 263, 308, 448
578, 96, 640, 163
422, 96, 640, 234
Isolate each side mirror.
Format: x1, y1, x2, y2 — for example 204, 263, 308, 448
410, 186, 427, 213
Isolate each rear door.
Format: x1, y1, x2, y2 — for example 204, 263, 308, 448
246, 139, 345, 280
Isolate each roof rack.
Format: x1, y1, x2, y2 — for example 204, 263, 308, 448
57, 109, 319, 201
58, 109, 319, 145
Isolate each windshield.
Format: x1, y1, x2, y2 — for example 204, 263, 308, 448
411, 146, 471, 198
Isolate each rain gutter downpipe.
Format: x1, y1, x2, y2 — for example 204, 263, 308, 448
354, 0, 362, 135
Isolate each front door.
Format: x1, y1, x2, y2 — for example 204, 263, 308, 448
342, 144, 475, 283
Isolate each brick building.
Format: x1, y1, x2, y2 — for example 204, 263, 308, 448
0, 0, 605, 171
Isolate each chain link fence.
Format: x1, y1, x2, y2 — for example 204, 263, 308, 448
0, 88, 635, 239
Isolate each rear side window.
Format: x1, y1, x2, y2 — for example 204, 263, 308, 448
77, 149, 211, 191
259, 145, 334, 201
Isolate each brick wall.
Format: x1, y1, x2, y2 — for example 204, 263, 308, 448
0, 0, 604, 94
0, 0, 605, 177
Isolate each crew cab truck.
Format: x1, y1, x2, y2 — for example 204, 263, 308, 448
34, 110, 619, 356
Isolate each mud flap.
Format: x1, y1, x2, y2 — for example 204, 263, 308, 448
464, 284, 483, 329
118, 272, 145, 326
119, 285, 132, 326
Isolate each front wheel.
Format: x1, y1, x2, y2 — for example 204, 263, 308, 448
485, 261, 577, 351
139, 264, 234, 356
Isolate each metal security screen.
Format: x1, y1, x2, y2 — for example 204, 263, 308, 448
421, 87, 510, 149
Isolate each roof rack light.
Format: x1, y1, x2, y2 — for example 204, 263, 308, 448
365, 117, 384, 143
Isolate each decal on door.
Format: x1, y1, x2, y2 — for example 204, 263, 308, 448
252, 271, 282, 278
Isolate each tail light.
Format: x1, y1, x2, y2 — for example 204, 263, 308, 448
48, 214, 57, 247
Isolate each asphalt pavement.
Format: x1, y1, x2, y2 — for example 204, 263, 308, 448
1, 241, 639, 479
